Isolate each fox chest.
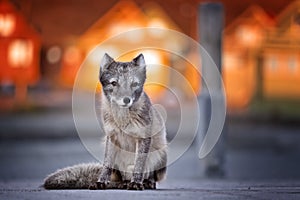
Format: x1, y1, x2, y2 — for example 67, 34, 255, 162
102, 110, 150, 139
110, 132, 137, 153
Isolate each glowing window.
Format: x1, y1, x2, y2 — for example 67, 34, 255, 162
8, 39, 33, 67
0, 14, 16, 37
267, 56, 278, 72
288, 56, 297, 73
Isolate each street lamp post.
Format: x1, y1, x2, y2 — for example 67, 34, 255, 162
197, 2, 226, 177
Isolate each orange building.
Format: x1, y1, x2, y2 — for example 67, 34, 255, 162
59, 0, 200, 101
0, 0, 41, 87
261, 0, 300, 99
224, 0, 300, 110
223, 6, 274, 109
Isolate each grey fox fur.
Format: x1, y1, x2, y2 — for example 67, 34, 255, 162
43, 53, 167, 190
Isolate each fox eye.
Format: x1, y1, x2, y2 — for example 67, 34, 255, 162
110, 81, 118, 86
131, 82, 139, 87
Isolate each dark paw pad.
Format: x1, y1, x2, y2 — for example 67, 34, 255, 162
127, 182, 144, 190
117, 181, 129, 189
88, 183, 98, 190
96, 181, 106, 190
143, 180, 156, 189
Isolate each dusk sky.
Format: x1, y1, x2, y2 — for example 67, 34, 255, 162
11, 0, 296, 46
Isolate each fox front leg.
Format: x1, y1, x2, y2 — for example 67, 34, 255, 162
128, 137, 151, 190
91, 136, 116, 190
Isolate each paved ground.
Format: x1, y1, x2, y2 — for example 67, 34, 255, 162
1, 133, 300, 199
1, 90, 300, 199
1, 179, 300, 200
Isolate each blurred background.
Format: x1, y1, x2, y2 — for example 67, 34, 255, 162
1, 0, 300, 183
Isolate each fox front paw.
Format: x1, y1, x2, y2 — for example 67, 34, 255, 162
88, 182, 98, 190
127, 182, 144, 190
88, 181, 107, 190
143, 180, 156, 190
117, 180, 129, 189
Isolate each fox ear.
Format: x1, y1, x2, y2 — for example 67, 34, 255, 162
100, 53, 114, 70
133, 54, 146, 68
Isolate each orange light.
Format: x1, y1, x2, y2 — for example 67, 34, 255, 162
8, 39, 33, 67
64, 46, 82, 65
224, 53, 240, 69
47, 46, 62, 64
148, 18, 167, 38
0, 14, 15, 37
236, 26, 261, 47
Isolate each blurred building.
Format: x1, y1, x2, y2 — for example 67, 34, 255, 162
224, 0, 300, 110
59, 0, 200, 100
223, 6, 274, 109
0, 0, 41, 88
262, 1, 300, 100
0, 0, 41, 106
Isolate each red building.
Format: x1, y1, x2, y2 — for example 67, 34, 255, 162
0, 0, 41, 87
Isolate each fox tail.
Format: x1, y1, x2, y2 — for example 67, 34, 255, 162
43, 163, 102, 189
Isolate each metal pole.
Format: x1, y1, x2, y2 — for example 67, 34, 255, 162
198, 2, 226, 177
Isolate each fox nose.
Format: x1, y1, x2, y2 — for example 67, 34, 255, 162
123, 97, 131, 105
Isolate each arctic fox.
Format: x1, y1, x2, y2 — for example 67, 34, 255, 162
43, 53, 167, 190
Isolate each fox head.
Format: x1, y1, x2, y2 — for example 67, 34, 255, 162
99, 53, 146, 108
